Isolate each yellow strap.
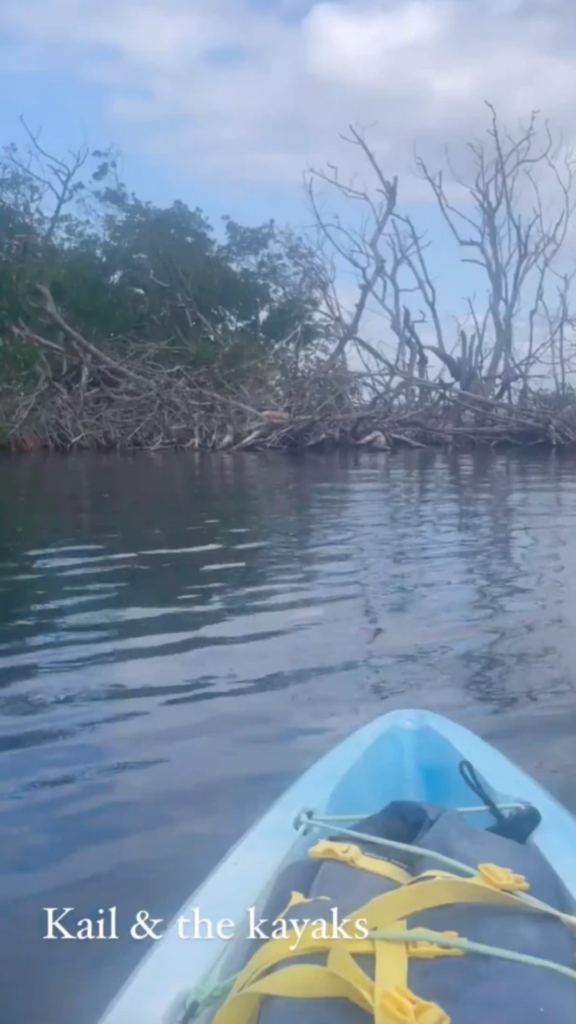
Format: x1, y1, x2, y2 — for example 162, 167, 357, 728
230, 918, 464, 999
210, 963, 374, 1024
346, 874, 567, 933
212, 918, 447, 1024
223, 874, 564, 1013
326, 941, 375, 1005
401, 869, 576, 928
309, 840, 413, 886
212, 865, 570, 1023
375, 919, 407, 1024
410, 865, 529, 894
274, 890, 333, 920
228, 921, 374, 996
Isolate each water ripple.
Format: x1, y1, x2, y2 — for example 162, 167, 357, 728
2, 450, 576, 1023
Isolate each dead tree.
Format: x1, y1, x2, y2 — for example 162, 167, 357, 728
416, 103, 576, 399
304, 107, 576, 408
3, 116, 91, 243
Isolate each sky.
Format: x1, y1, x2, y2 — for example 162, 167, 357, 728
2, 0, 576, 337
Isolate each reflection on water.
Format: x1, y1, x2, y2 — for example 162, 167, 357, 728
1, 449, 576, 1023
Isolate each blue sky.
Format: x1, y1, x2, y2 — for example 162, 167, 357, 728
0, 61, 307, 227
1, 0, 576, 340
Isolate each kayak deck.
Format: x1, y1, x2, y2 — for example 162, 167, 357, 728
96, 710, 576, 1024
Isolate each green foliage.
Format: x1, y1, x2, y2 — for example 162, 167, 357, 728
0, 122, 324, 383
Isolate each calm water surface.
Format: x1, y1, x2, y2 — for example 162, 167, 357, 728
2, 449, 576, 1023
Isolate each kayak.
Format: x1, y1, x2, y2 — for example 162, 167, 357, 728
97, 709, 576, 1024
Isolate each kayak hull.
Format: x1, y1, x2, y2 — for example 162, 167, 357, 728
97, 709, 576, 1024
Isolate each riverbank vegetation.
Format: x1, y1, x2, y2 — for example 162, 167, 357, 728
2, 105, 576, 452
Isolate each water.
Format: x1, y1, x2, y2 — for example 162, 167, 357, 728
2, 448, 576, 1023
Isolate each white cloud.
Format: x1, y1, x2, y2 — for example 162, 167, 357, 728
2, 0, 576, 194
304, 0, 446, 81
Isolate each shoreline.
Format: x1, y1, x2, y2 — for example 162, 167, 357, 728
2, 400, 575, 454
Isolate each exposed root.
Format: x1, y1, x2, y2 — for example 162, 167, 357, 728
3, 359, 576, 453
3, 288, 576, 454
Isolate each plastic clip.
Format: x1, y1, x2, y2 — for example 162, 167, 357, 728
379, 986, 450, 1024
309, 840, 361, 865
477, 863, 529, 892
407, 931, 463, 959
